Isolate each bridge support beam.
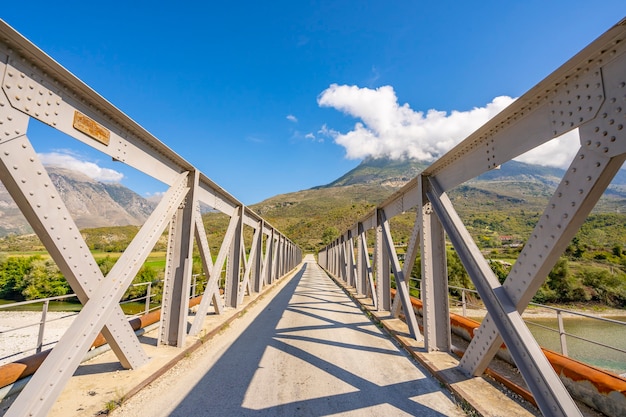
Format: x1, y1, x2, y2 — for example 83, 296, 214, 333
251, 220, 265, 293
224, 206, 244, 308
0, 131, 150, 370
356, 223, 376, 306
3, 169, 189, 417
375, 209, 391, 311
426, 177, 581, 417
193, 201, 222, 314
239, 221, 262, 304
419, 176, 450, 351
264, 229, 275, 286
318, 18, 626, 417
346, 230, 357, 288
378, 209, 421, 340
159, 170, 199, 347
190, 207, 242, 335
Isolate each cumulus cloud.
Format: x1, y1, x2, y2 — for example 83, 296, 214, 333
38, 151, 124, 182
317, 84, 586, 169
317, 84, 515, 161
286, 114, 298, 123
515, 130, 580, 168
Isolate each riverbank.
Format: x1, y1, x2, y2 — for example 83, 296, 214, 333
0, 311, 77, 366
450, 303, 626, 320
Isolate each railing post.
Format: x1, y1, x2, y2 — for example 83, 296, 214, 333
461, 289, 467, 317
557, 310, 568, 356
36, 300, 49, 354
145, 282, 152, 315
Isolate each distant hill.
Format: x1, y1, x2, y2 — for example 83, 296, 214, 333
253, 157, 626, 251
0, 167, 156, 236
1, 158, 624, 252
315, 157, 429, 188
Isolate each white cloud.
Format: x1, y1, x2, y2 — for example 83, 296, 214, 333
515, 130, 580, 169
318, 84, 515, 161
286, 114, 298, 123
317, 84, 595, 170
38, 151, 124, 182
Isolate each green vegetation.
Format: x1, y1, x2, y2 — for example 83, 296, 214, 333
0, 158, 624, 309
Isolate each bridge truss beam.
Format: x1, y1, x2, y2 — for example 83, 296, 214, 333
320, 17, 626, 417
0, 19, 301, 417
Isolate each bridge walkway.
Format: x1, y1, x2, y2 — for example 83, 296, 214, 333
24, 255, 540, 417
110, 255, 468, 416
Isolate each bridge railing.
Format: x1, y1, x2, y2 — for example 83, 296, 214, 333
0, 19, 302, 417
319, 17, 626, 417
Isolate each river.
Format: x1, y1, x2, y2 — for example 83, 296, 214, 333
525, 315, 626, 376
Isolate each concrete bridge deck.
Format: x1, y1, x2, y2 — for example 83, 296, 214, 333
30, 256, 537, 417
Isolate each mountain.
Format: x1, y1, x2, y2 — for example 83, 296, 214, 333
252, 157, 626, 251
315, 157, 429, 188
0, 167, 156, 236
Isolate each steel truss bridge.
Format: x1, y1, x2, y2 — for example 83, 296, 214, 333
1, 17, 626, 417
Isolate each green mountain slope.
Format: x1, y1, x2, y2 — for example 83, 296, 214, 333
251, 158, 626, 253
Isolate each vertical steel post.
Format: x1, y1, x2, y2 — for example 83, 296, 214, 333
159, 171, 198, 347
224, 206, 244, 308
420, 176, 450, 351
252, 221, 265, 293
346, 230, 356, 287
375, 209, 391, 311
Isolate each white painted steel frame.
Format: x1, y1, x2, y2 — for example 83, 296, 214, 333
319, 18, 626, 417
0, 19, 301, 417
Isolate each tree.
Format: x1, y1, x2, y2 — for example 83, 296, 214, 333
21, 259, 70, 300
0, 256, 35, 299
321, 227, 339, 246
547, 257, 573, 300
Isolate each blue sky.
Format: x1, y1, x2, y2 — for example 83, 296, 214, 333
1, 2, 623, 204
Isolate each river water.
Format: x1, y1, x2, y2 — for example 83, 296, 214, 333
466, 313, 626, 375
524, 315, 626, 376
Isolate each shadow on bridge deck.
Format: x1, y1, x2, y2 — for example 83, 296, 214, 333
20, 256, 536, 416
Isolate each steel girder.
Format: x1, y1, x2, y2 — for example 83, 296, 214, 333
378, 209, 421, 340
318, 18, 626, 417
356, 223, 375, 303
3, 168, 190, 417
426, 177, 581, 417
159, 171, 199, 347
0, 20, 301, 417
418, 176, 450, 352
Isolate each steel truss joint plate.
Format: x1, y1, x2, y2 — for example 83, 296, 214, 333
2, 58, 62, 127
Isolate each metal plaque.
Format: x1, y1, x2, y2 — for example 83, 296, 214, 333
73, 111, 110, 145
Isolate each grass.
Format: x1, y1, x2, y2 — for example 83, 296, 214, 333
102, 389, 126, 414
